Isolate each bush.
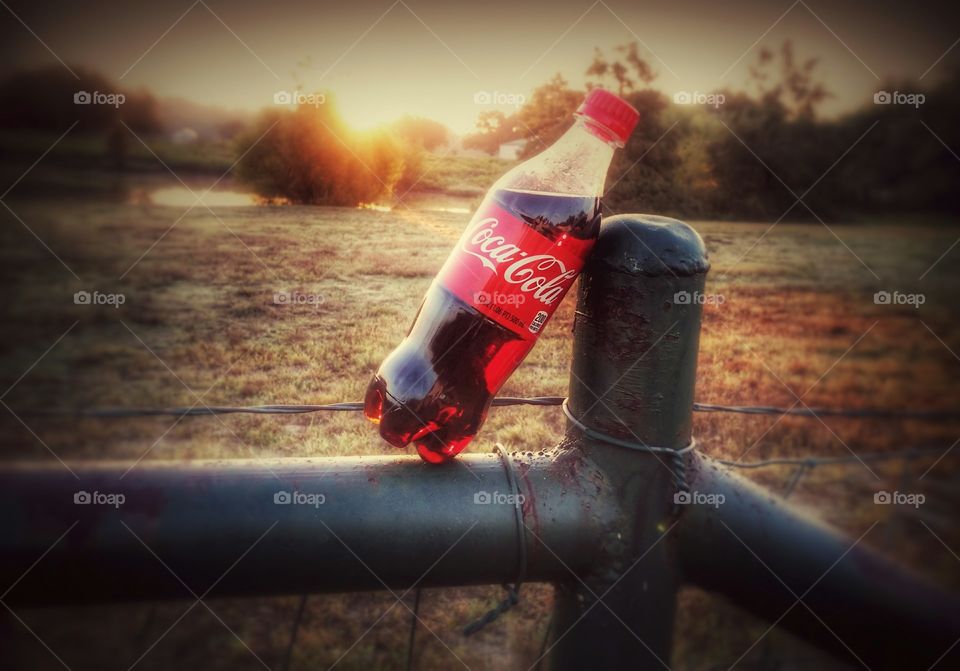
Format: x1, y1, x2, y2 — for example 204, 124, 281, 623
234, 95, 416, 206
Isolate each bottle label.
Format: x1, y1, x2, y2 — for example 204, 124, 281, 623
436, 201, 593, 339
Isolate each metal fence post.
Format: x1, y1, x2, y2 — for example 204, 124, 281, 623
548, 214, 709, 669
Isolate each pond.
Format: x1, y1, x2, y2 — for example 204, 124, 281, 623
128, 185, 262, 208
126, 181, 477, 213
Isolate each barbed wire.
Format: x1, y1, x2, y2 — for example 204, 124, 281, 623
34, 396, 960, 420
33, 396, 959, 473
694, 403, 957, 420
716, 447, 951, 469
32, 396, 561, 417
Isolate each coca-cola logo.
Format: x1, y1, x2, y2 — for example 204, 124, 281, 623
461, 217, 577, 306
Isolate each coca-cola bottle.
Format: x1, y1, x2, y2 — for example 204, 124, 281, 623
364, 89, 639, 463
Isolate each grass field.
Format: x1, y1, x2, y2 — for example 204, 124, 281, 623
409, 154, 514, 196
1, 185, 959, 669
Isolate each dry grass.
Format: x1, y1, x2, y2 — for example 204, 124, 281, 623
1, 195, 958, 670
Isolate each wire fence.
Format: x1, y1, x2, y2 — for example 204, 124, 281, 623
43, 396, 960, 469
37, 395, 960, 474
34, 393, 959, 507
40, 396, 960, 421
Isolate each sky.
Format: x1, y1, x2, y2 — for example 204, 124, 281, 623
2, 0, 959, 133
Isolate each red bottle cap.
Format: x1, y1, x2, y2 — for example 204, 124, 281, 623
576, 88, 640, 144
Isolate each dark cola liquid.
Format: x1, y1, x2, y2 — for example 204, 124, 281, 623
364, 189, 601, 463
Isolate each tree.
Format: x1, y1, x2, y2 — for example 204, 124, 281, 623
0, 65, 160, 133
390, 116, 451, 151
748, 41, 831, 120
234, 93, 408, 206
604, 89, 685, 215
586, 42, 656, 96
702, 41, 838, 219
834, 68, 960, 215
514, 74, 582, 156
463, 110, 518, 155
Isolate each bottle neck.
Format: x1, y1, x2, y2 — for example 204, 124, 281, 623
498, 117, 619, 197
574, 114, 626, 148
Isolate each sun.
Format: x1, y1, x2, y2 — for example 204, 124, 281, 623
334, 86, 483, 135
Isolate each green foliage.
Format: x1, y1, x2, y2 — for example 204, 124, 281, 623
461, 74, 581, 159
586, 42, 656, 96
748, 41, 832, 121
833, 70, 960, 216
234, 95, 418, 206
702, 64, 960, 220
515, 74, 582, 157
517, 42, 960, 220
603, 89, 684, 215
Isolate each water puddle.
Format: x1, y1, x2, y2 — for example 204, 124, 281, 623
128, 184, 474, 213
129, 186, 261, 208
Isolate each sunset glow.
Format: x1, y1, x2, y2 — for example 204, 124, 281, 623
3, 0, 957, 133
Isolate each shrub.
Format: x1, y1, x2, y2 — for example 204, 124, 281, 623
235, 95, 412, 206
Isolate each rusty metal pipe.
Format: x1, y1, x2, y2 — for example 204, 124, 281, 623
0, 453, 608, 606
676, 452, 960, 669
